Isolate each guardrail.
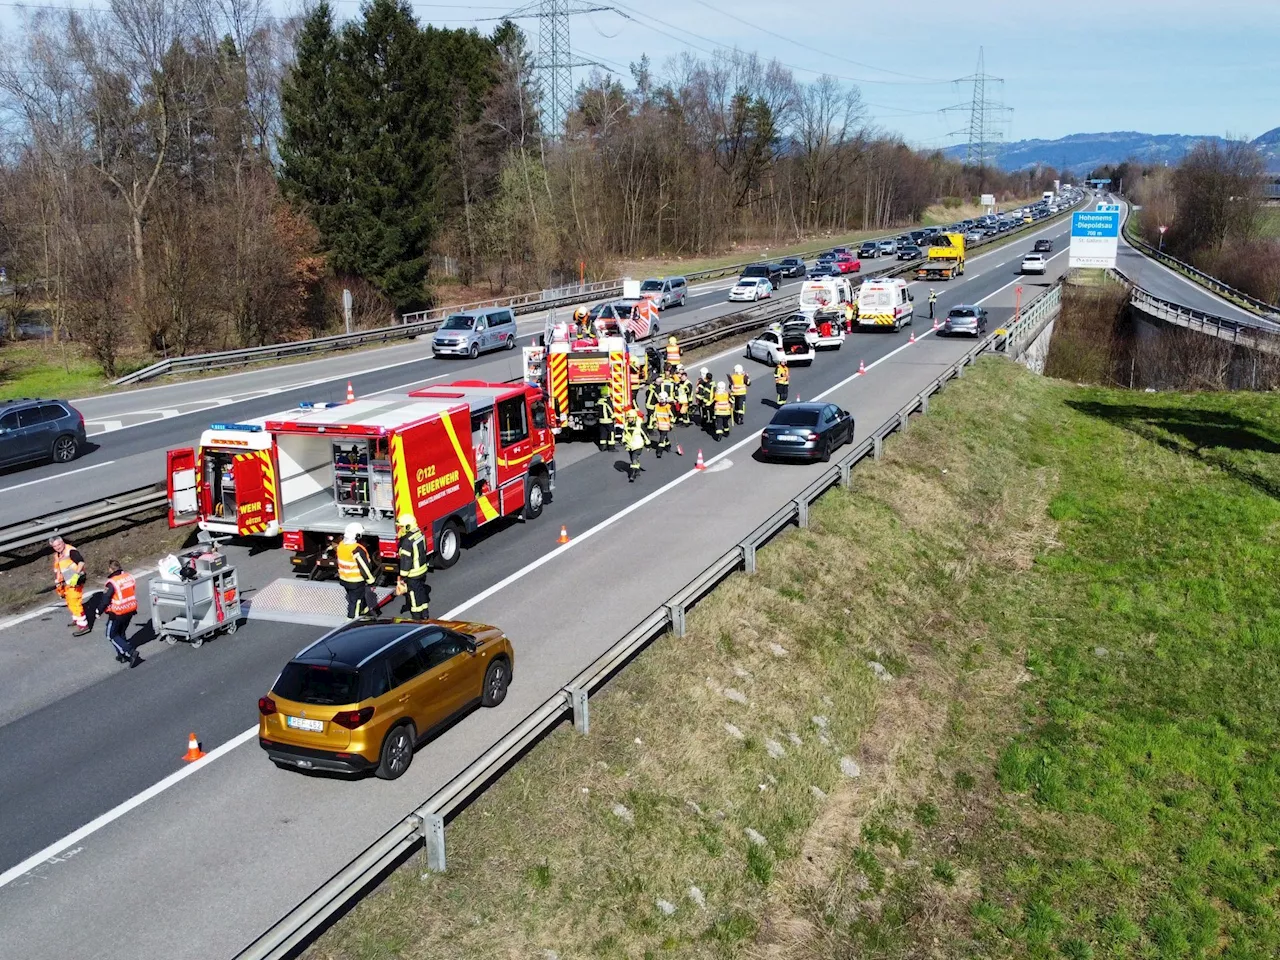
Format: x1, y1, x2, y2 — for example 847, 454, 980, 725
1120, 207, 1280, 323
0, 484, 168, 556
1115, 268, 1280, 356
112, 200, 1082, 387
234, 282, 1064, 960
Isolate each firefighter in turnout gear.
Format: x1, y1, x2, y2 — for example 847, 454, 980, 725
597, 385, 616, 451
573, 305, 592, 337
729, 364, 751, 425
673, 366, 693, 425
97, 559, 141, 667
844, 300, 857, 333
49, 535, 89, 636
774, 357, 790, 405
396, 514, 430, 618
652, 389, 674, 457
713, 381, 733, 441
337, 522, 379, 620
694, 367, 714, 428
623, 408, 648, 482
665, 335, 681, 375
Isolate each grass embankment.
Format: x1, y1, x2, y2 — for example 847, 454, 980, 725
1258, 207, 1280, 239
0, 339, 130, 401
305, 358, 1280, 959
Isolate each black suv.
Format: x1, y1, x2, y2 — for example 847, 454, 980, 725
740, 262, 784, 291
0, 398, 86, 468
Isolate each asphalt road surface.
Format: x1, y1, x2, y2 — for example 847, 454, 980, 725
0, 213, 1079, 960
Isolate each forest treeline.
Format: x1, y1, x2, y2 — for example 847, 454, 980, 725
0, 0, 1059, 374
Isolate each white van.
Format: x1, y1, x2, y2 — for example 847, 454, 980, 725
856, 278, 914, 331
798, 277, 855, 319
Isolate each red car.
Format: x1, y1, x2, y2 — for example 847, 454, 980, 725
834, 253, 862, 274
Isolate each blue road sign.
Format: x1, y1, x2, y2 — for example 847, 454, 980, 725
1071, 211, 1120, 238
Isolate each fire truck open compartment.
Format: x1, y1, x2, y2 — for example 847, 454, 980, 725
203, 448, 240, 521
273, 433, 396, 540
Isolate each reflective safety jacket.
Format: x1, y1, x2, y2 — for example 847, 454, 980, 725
624, 419, 648, 451
598, 395, 614, 424
666, 340, 681, 364
337, 541, 376, 584
106, 571, 138, 616
774, 365, 790, 385
713, 389, 733, 416
694, 377, 714, 404
653, 403, 673, 431
675, 379, 692, 404
398, 529, 429, 579
729, 372, 749, 396
53, 545, 85, 587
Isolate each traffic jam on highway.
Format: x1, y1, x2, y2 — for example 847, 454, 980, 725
5, 200, 1086, 789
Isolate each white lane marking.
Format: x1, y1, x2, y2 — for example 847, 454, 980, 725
0, 727, 258, 889
0, 241, 1031, 885
0, 461, 116, 495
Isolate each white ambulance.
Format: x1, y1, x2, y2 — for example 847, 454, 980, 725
856, 278, 914, 331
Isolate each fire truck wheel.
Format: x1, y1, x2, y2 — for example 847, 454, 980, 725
434, 519, 463, 569
523, 475, 547, 520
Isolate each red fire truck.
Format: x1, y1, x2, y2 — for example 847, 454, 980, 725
166, 382, 554, 575
523, 314, 649, 435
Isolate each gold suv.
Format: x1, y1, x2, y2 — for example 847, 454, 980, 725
258, 619, 514, 779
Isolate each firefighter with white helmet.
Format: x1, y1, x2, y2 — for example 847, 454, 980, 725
694, 366, 714, 429
712, 380, 733, 440
573, 305, 591, 338
396, 512, 430, 619
337, 521, 379, 620
729, 363, 751, 425
652, 386, 674, 457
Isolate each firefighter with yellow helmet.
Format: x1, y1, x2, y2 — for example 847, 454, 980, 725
396, 513, 430, 618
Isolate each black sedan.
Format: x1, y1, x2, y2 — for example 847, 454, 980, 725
760, 402, 854, 462
809, 261, 839, 278
778, 256, 807, 278
940, 305, 988, 337
858, 241, 880, 259
897, 244, 922, 260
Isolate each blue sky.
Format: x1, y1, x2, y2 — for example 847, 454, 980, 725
407, 0, 1278, 146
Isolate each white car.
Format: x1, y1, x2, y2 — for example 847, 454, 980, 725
746, 328, 815, 366
780, 316, 844, 350
1021, 253, 1048, 275
729, 277, 772, 302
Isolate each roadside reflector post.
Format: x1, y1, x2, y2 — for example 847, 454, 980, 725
920, 393, 930, 415
419, 813, 447, 875
665, 602, 687, 638
741, 542, 757, 574
956, 359, 965, 377
874, 436, 884, 460
567, 687, 589, 735
794, 498, 809, 529
841, 461, 852, 487
899, 410, 910, 433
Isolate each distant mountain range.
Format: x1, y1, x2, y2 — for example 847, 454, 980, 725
941, 129, 1280, 174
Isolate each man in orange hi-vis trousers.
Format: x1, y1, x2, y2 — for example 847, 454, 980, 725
50, 535, 90, 636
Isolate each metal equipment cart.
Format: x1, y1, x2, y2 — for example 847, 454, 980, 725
150, 558, 242, 648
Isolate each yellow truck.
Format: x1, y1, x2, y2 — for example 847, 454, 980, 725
916, 233, 966, 281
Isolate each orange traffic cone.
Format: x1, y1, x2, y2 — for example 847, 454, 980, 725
183, 733, 205, 762
557, 525, 569, 544
695, 449, 706, 470
858, 359, 866, 375
346, 381, 355, 403
676, 444, 684, 456
932, 317, 940, 330
909, 331, 916, 344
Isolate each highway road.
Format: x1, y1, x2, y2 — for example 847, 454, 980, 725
1116, 200, 1280, 331
0, 272, 781, 528
0, 212, 1080, 960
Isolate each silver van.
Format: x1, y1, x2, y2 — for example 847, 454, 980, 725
431, 307, 519, 358
638, 276, 688, 310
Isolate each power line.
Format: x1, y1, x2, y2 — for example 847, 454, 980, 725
503, 0, 613, 138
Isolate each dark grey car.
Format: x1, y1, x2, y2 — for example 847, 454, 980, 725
0, 398, 86, 467
759, 402, 854, 462
941, 305, 988, 337
778, 257, 807, 278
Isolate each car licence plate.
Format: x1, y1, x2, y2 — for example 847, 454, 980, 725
286, 716, 324, 733
773, 434, 803, 442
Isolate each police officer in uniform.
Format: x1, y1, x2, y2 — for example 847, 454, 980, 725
98, 559, 141, 668
928, 288, 938, 320
396, 513, 430, 619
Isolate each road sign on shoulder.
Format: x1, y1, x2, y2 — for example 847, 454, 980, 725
1069, 209, 1120, 269
1095, 202, 1121, 213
